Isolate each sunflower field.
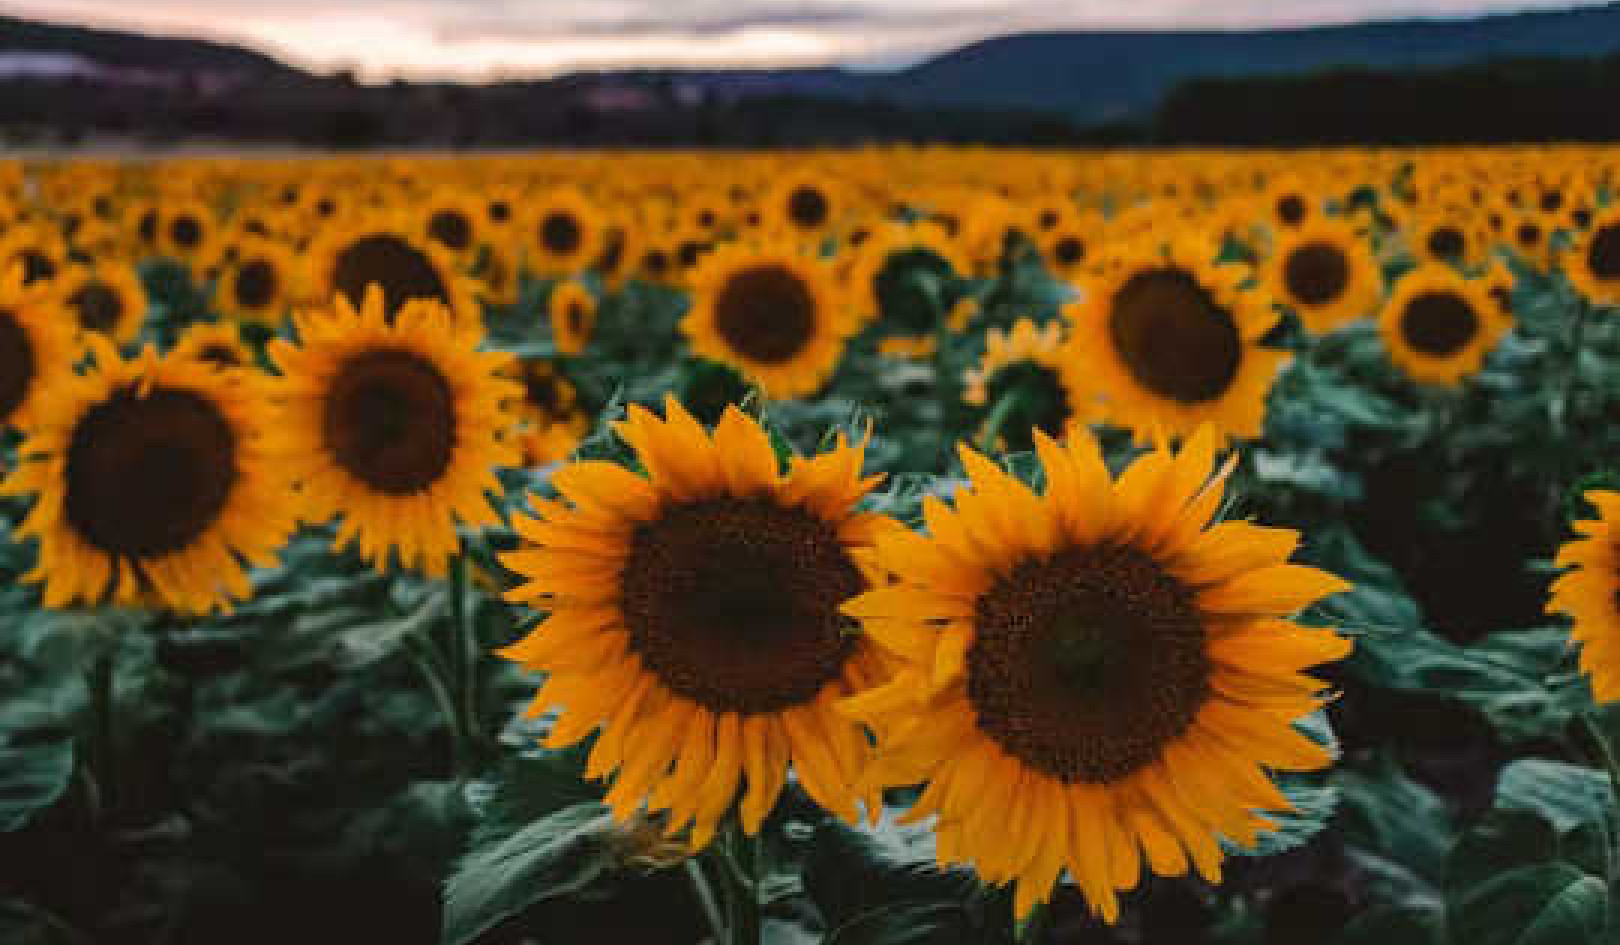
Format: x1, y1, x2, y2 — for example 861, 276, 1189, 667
2, 148, 1620, 945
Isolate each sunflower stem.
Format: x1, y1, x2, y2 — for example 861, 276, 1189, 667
1579, 714, 1620, 888
978, 389, 1023, 455
85, 648, 116, 818
684, 858, 729, 945
403, 635, 465, 775
449, 553, 483, 767
716, 819, 762, 945
1556, 297, 1591, 435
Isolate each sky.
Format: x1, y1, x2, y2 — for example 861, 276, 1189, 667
0, 0, 1609, 81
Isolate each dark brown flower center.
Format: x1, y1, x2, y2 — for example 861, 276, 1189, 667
1277, 195, 1307, 227
64, 385, 238, 559
322, 348, 456, 495
540, 211, 583, 256
1401, 292, 1479, 357
620, 498, 861, 714
21, 249, 55, 285
522, 369, 568, 418
565, 302, 587, 336
138, 210, 158, 244
968, 544, 1208, 783
1107, 267, 1243, 405
69, 281, 123, 334
170, 215, 202, 250
488, 200, 511, 223
1053, 236, 1086, 267
1586, 223, 1620, 280
1283, 241, 1350, 307
332, 234, 450, 319
787, 186, 829, 229
1426, 226, 1465, 261
0, 308, 35, 420
199, 343, 243, 368
1516, 223, 1541, 248
429, 209, 473, 252
235, 259, 278, 310
714, 264, 817, 365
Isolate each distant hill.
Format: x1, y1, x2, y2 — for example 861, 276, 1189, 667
0, 14, 294, 74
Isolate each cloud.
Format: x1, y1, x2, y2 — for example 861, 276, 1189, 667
0, 0, 1610, 80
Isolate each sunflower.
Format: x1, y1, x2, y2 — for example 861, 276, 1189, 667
963, 319, 1088, 451
1041, 216, 1098, 282
1564, 206, 1620, 306
528, 189, 606, 277
549, 280, 597, 356
304, 213, 477, 324
840, 427, 1351, 921
158, 199, 217, 265
1405, 212, 1485, 270
1378, 266, 1510, 386
0, 269, 75, 429
499, 398, 896, 849
267, 289, 518, 576
763, 173, 843, 240
1548, 491, 1620, 702
684, 241, 851, 400
1258, 174, 1315, 231
54, 262, 148, 344
1065, 238, 1288, 443
219, 238, 298, 325
0, 228, 68, 287
507, 357, 589, 466
846, 222, 967, 334
1, 338, 295, 613
172, 321, 255, 374
1264, 218, 1383, 335
420, 192, 484, 265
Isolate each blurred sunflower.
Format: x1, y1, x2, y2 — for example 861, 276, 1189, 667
847, 222, 966, 335
500, 398, 896, 849
0, 228, 68, 287
267, 289, 517, 576
1379, 266, 1509, 385
159, 199, 218, 265
55, 262, 147, 344
1065, 239, 1287, 443
549, 280, 597, 356
172, 321, 255, 374
764, 173, 842, 240
506, 357, 589, 466
1565, 206, 1620, 306
963, 318, 1087, 451
420, 192, 483, 265
528, 189, 606, 277
219, 239, 298, 325
684, 241, 850, 400
1548, 492, 1620, 702
841, 428, 1350, 921
1264, 218, 1382, 335
305, 213, 475, 323
1, 339, 295, 612
0, 269, 75, 429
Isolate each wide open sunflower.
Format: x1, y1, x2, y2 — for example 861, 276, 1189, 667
1, 338, 295, 613
1564, 206, 1620, 306
0, 269, 75, 429
1065, 238, 1288, 443
500, 398, 896, 850
1548, 491, 1620, 703
527, 189, 606, 277
267, 289, 517, 576
1264, 218, 1383, 335
54, 262, 148, 345
684, 241, 851, 400
1378, 266, 1510, 386
304, 212, 476, 324
841, 428, 1351, 921
219, 238, 298, 325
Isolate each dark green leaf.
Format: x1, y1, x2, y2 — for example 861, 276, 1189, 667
0, 740, 74, 832
1496, 760, 1614, 834
825, 902, 973, 945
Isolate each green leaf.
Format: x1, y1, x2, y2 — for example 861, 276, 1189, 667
333, 588, 448, 669
441, 800, 617, 945
824, 902, 973, 945
802, 809, 978, 931
1496, 760, 1614, 834
1336, 756, 1455, 882
0, 740, 74, 832
1450, 864, 1608, 945
1330, 904, 1444, 945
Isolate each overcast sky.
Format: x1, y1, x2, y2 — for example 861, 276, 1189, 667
1, 0, 1607, 80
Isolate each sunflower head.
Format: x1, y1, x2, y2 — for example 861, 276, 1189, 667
1549, 491, 1620, 702
1266, 219, 1382, 335
500, 398, 896, 849
963, 319, 1086, 451
0, 267, 75, 430
267, 288, 519, 575
56, 262, 148, 344
1566, 207, 1620, 306
1, 338, 295, 613
528, 189, 606, 276
549, 280, 598, 356
221, 239, 298, 324
841, 427, 1350, 922
306, 214, 475, 323
1379, 266, 1510, 386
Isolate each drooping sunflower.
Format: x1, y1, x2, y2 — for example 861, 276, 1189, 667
219, 238, 298, 325
527, 189, 606, 277
1, 338, 295, 613
304, 213, 477, 323
1548, 491, 1620, 702
0, 269, 76, 429
1378, 266, 1510, 386
499, 398, 896, 849
506, 356, 589, 466
840, 428, 1351, 921
1065, 238, 1288, 443
1564, 206, 1620, 306
963, 318, 1089, 452
54, 262, 148, 344
267, 289, 518, 576
1264, 218, 1383, 335
684, 241, 851, 400
172, 321, 255, 374
548, 280, 597, 356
